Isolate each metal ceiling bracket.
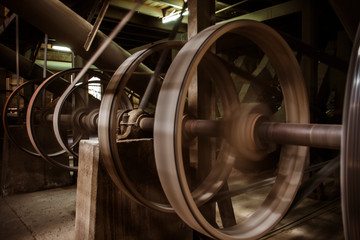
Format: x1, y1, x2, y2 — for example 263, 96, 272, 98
84, 0, 111, 51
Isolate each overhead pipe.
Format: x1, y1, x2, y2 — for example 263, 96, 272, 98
0, 0, 153, 95
0, 43, 53, 79
0, 0, 138, 72
0, 43, 76, 95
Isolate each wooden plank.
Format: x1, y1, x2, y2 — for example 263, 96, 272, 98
75, 139, 193, 240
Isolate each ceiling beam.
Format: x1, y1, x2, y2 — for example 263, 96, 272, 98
219, 0, 302, 24
110, 0, 164, 18
151, 0, 184, 9
105, 6, 187, 32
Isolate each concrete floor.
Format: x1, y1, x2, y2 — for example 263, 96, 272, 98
263, 197, 344, 240
0, 186, 76, 240
0, 185, 344, 240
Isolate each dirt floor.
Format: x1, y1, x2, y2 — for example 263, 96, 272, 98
0, 185, 344, 240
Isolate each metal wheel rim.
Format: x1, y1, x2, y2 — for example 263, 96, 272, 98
154, 20, 309, 239
54, 72, 111, 158
341, 24, 360, 240
26, 69, 88, 170
52, 68, 112, 157
3, 80, 41, 156
99, 41, 184, 212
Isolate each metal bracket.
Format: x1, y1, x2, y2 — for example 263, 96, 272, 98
83, 0, 111, 51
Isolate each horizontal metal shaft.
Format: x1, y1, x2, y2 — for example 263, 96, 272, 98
139, 117, 222, 138
45, 114, 72, 125
140, 118, 342, 149
44, 110, 342, 150
183, 119, 223, 138
258, 122, 342, 149
45, 112, 98, 132
183, 120, 342, 150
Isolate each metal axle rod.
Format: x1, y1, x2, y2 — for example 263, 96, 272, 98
258, 122, 342, 149
43, 110, 342, 150
140, 117, 342, 150
44, 110, 99, 132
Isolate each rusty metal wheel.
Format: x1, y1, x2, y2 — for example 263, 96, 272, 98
99, 41, 184, 212
2, 80, 43, 156
154, 20, 309, 239
26, 68, 110, 170
50, 69, 114, 159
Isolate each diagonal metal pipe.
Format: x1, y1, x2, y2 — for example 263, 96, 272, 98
0, 0, 134, 71
0, 43, 53, 79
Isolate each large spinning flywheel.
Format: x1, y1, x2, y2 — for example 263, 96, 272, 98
341, 24, 360, 240
99, 40, 185, 212
153, 20, 360, 239
154, 20, 310, 240
98, 38, 246, 213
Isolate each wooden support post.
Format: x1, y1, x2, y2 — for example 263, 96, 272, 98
187, 0, 218, 227
301, 0, 317, 121
187, 0, 216, 182
75, 139, 193, 240
0, 67, 7, 193
187, 0, 236, 230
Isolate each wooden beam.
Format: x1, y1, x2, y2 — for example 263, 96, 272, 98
152, 0, 185, 9
219, 0, 302, 24
105, 7, 187, 33
187, 0, 221, 228
75, 139, 193, 240
110, 0, 164, 18
84, 0, 111, 51
301, 0, 317, 121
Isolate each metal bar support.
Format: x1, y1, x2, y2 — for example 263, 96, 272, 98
84, 0, 111, 51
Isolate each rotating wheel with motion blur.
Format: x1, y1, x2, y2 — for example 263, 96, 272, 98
99, 38, 244, 214
99, 41, 186, 212
2, 80, 48, 156
341, 23, 360, 240
154, 20, 309, 240
26, 68, 114, 171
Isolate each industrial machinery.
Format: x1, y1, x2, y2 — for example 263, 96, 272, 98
96, 20, 359, 239
1, 1, 359, 240
3, 68, 120, 170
